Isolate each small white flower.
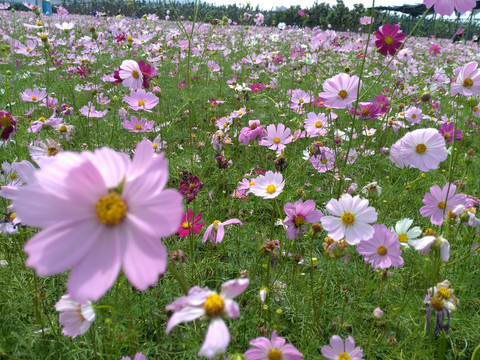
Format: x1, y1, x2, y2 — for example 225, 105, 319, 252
392, 218, 422, 247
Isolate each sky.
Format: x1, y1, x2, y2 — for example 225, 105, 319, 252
203, 0, 423, 11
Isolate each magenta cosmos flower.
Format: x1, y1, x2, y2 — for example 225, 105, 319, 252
244, 330, 303, 360
0, 110, 17, 141
284, 199, 323, 239
55, 294, 95, 338
451, 62, 480, 97
420, 183, 466, 226
438, 122, 462, 144
319, 73, 360, 109
202, 218, 243, 244
321, 335, 364, 360
321, 194, 378, 245
124, 89, 159, 112
356, 224, 404, 270
166, 278, 250, 359
177, 209, 205, 238
13, 140, 183, 302
259, 123, 293, 152
250, 171, 285, 199
424, 0, 476, 16
375, 23, 406, 56
399, 128, 447, 172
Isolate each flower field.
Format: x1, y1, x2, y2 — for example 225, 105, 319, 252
1, 2, 480, 359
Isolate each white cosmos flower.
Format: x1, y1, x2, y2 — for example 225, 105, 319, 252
391, 218, 422, 248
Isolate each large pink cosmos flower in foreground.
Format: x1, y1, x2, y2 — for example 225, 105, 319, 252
424, 0, 476, 16
399, 128, 447, 172
451, 61, 480, 97
13, 140, 184, 302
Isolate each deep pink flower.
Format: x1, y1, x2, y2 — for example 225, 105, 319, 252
438, 122, 462, 144
178, 176, 203, 203
238, 120, 267, 145
429, 44, 441, 56
177, 209, 205, 238
245, 330, 303, 359
13, 141, 183, 302
284, 199, 323, 239
420, 183, 466, 226
356, 224, 404, 270
166, 279, 249, 359
375, 23, 406, 56
0, 110, 17, 141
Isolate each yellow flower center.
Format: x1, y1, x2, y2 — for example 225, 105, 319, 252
132, 70, 139, 79
315, 121, 323, 128
384, 36, 393, 45
249, 181, 255, 187
213, 220, 221, 231
127, 36, 133, 42
153, 143, 158, 149
341, 212, 355, 226
411, 113, 416, 118
430, 297, 444, 311
415, 143, 427, 154
321, 158, 327, 164
26, 47, 31, 51
182, 221, 190, 229
293, 216, 305, 226
273, 137, 281, 144
96, 193, 127, 226
437, 201, 446, 209
338, 90, 348, 99
59, 125, 68, 132
338, 353, 351, 360
203, 294, 224, 317
299, 98, 304, 104
9, 212, 16, 220
463, 78, 474, 87
31, 95, 37, 101
47, 146, 59, 156
398, 233, 408, 243
38, 117, 46, 123
223, 123, 228, 128
361, 108, 370, 117
377, 246, 387, 255
138, 100, 145, 106
0, 115, 12, 128
268, 349, 282, 360
266, 185, 276, 194
134, 124, 142, 130
474, 106, 479, 112
9, 173, 17, 179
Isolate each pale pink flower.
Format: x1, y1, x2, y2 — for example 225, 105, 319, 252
451, 61, 480, 97
259, 123, 292, 152
55, 294, 95, 338
14, 140, 184, 302
124, 89, 159, 112
202, 218, 243, 244
166, 279, 250, 359
321, 335, 364, 360
20, 88, 47, 103
321, 194, 378, 245
400, 128, 447, 172
304, 112, 328, 137
412, 235, 450, 262
419, 183, 466, 226
405, 106, 422, 124
122, 116, 154, 132
118, 60, 144, 90
319, 73, 361, 109
250, 171, 284, 199
244, 330, 303, 360
424, 0, 476, 16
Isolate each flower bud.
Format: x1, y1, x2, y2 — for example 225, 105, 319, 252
373, 307, 384, 319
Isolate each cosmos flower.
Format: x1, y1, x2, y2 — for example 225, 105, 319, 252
310, 146, 335, 173
20, 88, 47, 103
55, 294, 95, 338
250, 171, 285, 199
321, 335, 364, 360
319, 73, 361, 109
375, 23, 406, 56
117, 60, 143, 90
283, 199, 323, 239
399, 128, 447, 172
321, 194, 378, 245
356, 224, 404, 270
438, 122, 462, 144
202, 218, 243, 244
166, 279, 250, 359
360, 16, 373, 25
391, 218, 422, 247
178, 175, 204, 204
259, 123, 293, 153
405, 106, 422, 124
412, 235, 450, 262
124, 89, 159, 112
304, 112, 328, 137
420, 183, 466, 226
13, 140, 184, 302
177, 209, 205, 238
425, 280, 458, 335
121, 116, 154, 133
450, 61, 480, 97
244, 330, 303, 360
0, 110, 17, 142
424, 0, 476, 16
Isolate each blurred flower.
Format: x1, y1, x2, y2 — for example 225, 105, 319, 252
244, 330, 303, 359
178, 175, 203, 203
321, 335, 364, 360
424, 0, 476, 16
55, 294, 95, 338
202, 218, 243, 244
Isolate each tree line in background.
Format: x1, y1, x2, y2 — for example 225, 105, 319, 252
10, 0, 480, 39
